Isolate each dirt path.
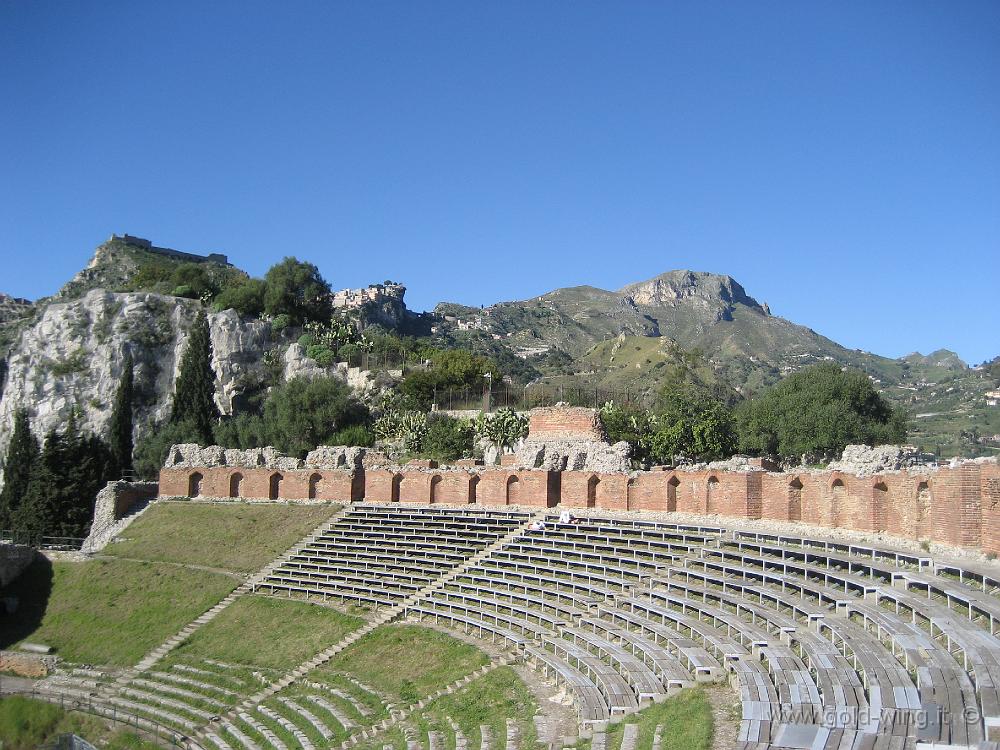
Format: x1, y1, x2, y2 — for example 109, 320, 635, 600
704, 684, 740, 750
94, 554, 245, 581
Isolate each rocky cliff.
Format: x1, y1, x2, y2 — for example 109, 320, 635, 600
0, 289, 273, 491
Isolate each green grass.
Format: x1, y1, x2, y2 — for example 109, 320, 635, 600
169, 594, 363, 670
321, 624, 489, 702
413, 666, 539, 750
104, 501, 337, 574
603, 689, 713, 750
0, 696, 161, 750
0, 557, 236, 665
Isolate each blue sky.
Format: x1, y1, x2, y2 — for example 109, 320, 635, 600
1, 2, 997, 363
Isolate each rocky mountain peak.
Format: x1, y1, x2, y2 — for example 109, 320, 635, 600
616, 270, 766, 314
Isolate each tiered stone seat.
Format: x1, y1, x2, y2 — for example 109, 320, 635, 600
256, 505, 530, 604
400, 511, 1000, 747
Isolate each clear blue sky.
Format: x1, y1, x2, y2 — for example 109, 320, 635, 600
1, 2, 997, 363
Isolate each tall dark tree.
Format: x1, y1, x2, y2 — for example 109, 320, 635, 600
170, 310, 220, 444
14, 417, 114, 541
0, 409, 39, 529
109, 350, 134, 477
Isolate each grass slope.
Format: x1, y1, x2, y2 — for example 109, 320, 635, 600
413, 666, 539, 750
0, 696, 161, 749
321, 624, 489, 702
602, 689, 713, 750
169, 595, 363, 671
0, 557, 236, 665
104, 501, 337, 574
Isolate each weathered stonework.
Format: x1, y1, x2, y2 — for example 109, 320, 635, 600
81, 481, 158, 553
159, 408, 1000, 554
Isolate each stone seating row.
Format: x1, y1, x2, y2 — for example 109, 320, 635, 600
671, 556, 988, 744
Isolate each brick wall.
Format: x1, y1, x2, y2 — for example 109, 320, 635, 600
161, 459, 1000, 554
159, 467, 362, 502
526, 407, 605, 442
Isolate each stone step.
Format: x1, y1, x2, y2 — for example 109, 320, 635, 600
131, 677, 228, 709
151, 670, 240, 698
621, 724, 639, 750
122, 686, 214, 721
277, 696, 335, 741
651, 724, 663, 750
238, 711, 288, 750
203, 732, 235, 750
479, 725, 493, 750
222, 721, 262, 750
304, 694, 356, 730
259, 705, 315, 750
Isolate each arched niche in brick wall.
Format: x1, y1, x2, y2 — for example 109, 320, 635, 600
229, 472, 243, 499
788, 478, 803, 522
586, 476, 599, 509
269, 472, 284, 501
308, 473, 322, 500
626, 477, 638, 511
706, 476, 720, 514
916, 481, 932, 539
188, 472, 203, 498
390, 474, 402, 503
429, 475, 443, 504
506, 475, 520, 506
831, 479, 846, 527
872, 482, 889, 532
667, 475, 679, 512
469, 475, 480, 505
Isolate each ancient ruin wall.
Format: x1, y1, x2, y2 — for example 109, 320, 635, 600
159, 458, 1000, 553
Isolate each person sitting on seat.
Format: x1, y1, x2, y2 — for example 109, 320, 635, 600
559, 510, 572, 525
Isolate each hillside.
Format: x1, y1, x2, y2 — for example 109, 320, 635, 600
436, 271, 1000, 457
1, 237, 996, 463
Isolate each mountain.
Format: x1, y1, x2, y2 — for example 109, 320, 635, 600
435, 271, 1000, 456
0, 238, 996, 474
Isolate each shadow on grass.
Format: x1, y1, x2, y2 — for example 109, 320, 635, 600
0, 554, 53, 650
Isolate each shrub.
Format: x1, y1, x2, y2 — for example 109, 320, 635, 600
474, 409, 528, 453
271, 313, 292, 333
330, 424, 375, 447
212, 278, 266, 317
735, 363, 908, 457
171, 284, 197, 298
421, 414, 475, 461
314, 349, 336, 367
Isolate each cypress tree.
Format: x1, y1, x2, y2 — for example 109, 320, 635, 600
170, 309, 220, 444
0, 409, 39, 530
14, 419, 115, 541
109, 350, 135, 477
14, 429, 62, 541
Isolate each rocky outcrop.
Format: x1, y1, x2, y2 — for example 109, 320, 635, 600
618, 270, 767, 319
0, 290, 272, 491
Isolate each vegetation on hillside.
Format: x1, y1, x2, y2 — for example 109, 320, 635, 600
0, 556, 236, 664
600, 362, 907, 464
104, 501, 336, 573
0, 696, 161, 750
735, 363, 907, 457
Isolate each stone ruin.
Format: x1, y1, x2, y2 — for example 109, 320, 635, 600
163, 443, 367, 471
513, 405, 631, 473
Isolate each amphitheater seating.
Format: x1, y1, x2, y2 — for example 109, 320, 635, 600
254, 505, 531, 604
45, 502, 1000, 750
366, 506, 1000, 748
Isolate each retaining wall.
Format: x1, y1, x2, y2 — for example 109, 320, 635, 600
159, 460, 1000, 553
